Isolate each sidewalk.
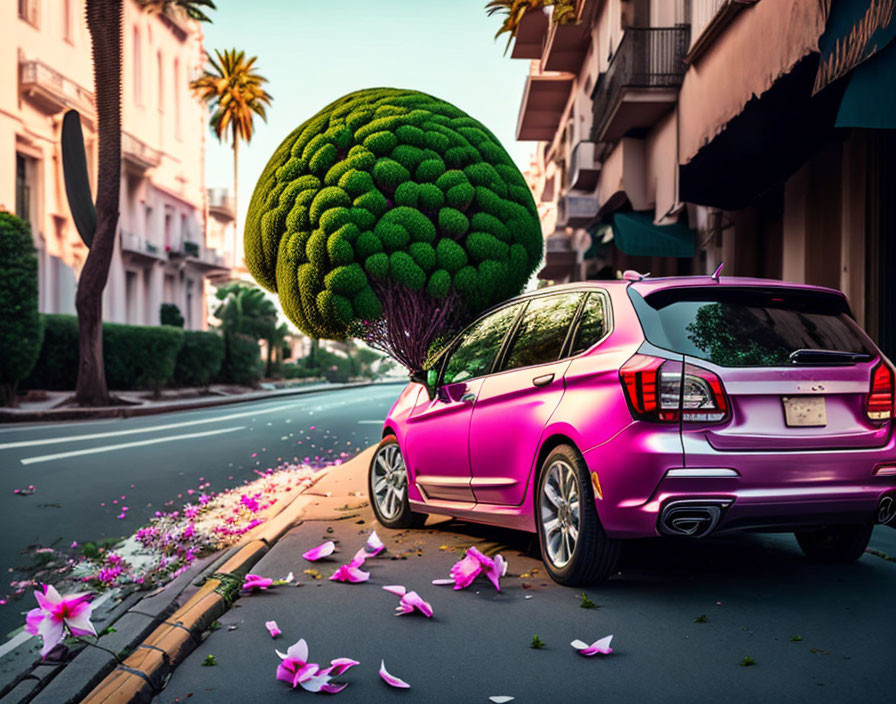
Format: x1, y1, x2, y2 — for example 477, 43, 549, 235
0, 380, 402, 424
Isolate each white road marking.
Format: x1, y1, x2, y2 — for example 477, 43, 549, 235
358, 420, 385, 424
0, 404, 297, 449
20, 426, 245, 465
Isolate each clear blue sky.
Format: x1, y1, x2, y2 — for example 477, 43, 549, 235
201, 0, 535, 231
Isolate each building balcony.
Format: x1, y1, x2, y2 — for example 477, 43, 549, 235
19, 58, 95, 118
557, 194, 599, 228
121, 231, 163, 261
207, 188, 235, 220
183, 240, 200, 258
517, 68, 574, 141
591, 26, 690, 143
568, 141, 601, 191
122, 133, 162, 172
510, 9, 550, 59
541, 18, 591, 72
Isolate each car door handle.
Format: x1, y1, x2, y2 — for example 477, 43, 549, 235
460, 392, 476, 404
532, 373, 555, 387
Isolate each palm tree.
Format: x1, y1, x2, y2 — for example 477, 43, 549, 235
190, 49, 273, 268
72, 0, 215, 407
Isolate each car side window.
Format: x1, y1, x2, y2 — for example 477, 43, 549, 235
442, 303, 523, 385
500, 293, 583, 372
570, 292, 608, 355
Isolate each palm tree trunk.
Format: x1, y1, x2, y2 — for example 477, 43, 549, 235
232, 125, 239, 269
76, 0, 123, 407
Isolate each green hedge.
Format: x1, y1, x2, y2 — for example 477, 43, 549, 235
23, 315, 228, 392
219, 333, 263, 387
0, 212, 43, 405
174, 331, 225, 388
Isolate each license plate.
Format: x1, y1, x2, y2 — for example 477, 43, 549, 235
782, 396, 827, 427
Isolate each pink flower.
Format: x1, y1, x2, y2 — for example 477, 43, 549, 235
383, 585, 433, 618
302, 540, 335, 562
242, 574, 274, 591
329, 563, 370, 584
275, 638, 357, 693
571, 635, 614, 656
379, 660, 410, 688
443, 547, 507, 591
265, 620, 282, 638
25, 585, 96, 658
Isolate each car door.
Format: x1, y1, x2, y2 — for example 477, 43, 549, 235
402, 303, 524, 503
468, 292, 585, 505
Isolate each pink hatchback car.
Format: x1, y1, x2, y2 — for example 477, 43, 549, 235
369, 276, 896, 585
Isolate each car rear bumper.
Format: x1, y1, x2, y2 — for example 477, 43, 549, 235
585, 423, 896, 539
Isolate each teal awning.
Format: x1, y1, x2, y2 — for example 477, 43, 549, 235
836, 39, 896, 128
814, 0, 896, 94
611, 212, 695, 258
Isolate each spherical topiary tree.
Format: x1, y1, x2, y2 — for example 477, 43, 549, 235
245, 88, 543, 369
0, 211, 44, 406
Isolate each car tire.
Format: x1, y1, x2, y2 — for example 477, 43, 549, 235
368, 435, 426, 529
535, 444, 620, 585
794, 524, 873, 564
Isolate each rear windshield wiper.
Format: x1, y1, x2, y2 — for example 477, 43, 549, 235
788, 349, 873, 366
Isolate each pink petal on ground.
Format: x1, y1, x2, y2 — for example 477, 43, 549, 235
265, 620, 282, 638
466, 546, 496, 569
431, 578, 455, 586
320, 682, 349, 694
489, 698, 515, 703
449, 553, 482, 590
329, 564, 370, 583
328, 657, 359, 676
349, 547, 368, 568
302, 541, 336, 562
285, 638, 309, 663
400, 591, 433, 618
24, 608, 44, 635
365, 531, 385, 556
484, 554, 507, 592
382, 585, 407, 597
36, 618, 64, 658
571, 635, 614, 656
242, 574, 274, 591
379, 660, 410, 688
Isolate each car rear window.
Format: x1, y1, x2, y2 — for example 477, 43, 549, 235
629, 287, 873, 367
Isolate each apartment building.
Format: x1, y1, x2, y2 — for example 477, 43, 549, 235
511, 0, 896, 358
0, 0, 228, 331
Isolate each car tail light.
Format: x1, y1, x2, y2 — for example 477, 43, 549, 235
620, 354, 729, 423
866, 361, 894, 421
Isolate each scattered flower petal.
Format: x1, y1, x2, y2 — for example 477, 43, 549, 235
379, 660, 410, 688
242, 574, 274, 592
382, 585, 407, 597
431, 578, 454, 586
571, 635, 614, 656
365, 531, 385, 557
329, 564, 370, 583
490, 697, 515, 703
397, 591, 433, 618
265, 620, 282, 638
303, 541, 336, 562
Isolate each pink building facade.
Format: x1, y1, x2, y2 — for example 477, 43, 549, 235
1, 0, 228, 330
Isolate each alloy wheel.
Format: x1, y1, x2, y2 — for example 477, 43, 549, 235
540, 459, 580, 568
372, 443, 407, 521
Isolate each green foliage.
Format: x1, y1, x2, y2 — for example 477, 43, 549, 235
22, 315, 195, 394
219, 333, 263, 386
580, 593, 598, 609
174, 331, 225, 387
530, 634, 546, 649
244, 88, 543, 344
0, 212, 43, 405
740, 656, 756, 667
694, 614, 708, 623
103, 323, 185, 394
160, 303, 185, 328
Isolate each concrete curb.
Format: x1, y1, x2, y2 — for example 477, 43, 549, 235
0, 381, 391, 424
76, 449, 374, 704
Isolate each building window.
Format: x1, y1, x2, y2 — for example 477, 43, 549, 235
174, 58, 182, 139
63, 0, 74, 43
125, 270, 138, 324
185, 278, 194, 329
15, 153, 36, 228
157, 51, 164, 112
18, 0, 39, 27
133, 26, 143, 105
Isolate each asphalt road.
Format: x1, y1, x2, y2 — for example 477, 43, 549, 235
0, 383, 405, 641
155, 484, 896, 704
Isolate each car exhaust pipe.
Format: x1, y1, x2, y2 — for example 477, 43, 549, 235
875, 495, 896, 525
658, 500, 732, 538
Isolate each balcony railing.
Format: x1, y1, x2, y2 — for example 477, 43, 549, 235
19, 59, 95, 116
591, 27, 690, 142
207, 188, 235, 219
121, 231, 163, 259
183, 240, 200, 258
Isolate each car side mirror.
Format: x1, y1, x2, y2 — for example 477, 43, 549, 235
409, 369, 437, 400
